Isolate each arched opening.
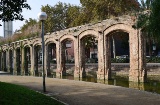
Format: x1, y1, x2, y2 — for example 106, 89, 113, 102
61, 39, 75, 78
16, 48, 21, 75
34, 45, 42, 76
105, 30, 130, 82
9, 50, 13, 74
46, 42, 56, 77
2, 51, 7, 71
24, 46, 30, 75
108, 30, 130, 80
80, 35, 98, 80
110, 32, 129, 62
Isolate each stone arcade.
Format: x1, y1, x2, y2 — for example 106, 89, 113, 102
0, 15, 146, 82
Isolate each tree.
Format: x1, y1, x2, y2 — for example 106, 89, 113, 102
135, 0, 160, 56
0, 0, 31, 25
80, 0, 140, 23
21, 18, 37, 32
41, 2, 69, 33
149, 0, 160, 37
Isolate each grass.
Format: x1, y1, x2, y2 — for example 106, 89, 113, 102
0, 82, 64, 105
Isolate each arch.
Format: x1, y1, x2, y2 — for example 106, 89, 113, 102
2, 47, 8, 52
59, 34, 76, 43
32, 38, 41, 47
23, 44, 31, 48
15, 46, 21, 50
104, 23, 135, 36
79, 29, 99, 40
45, 37, 57, 45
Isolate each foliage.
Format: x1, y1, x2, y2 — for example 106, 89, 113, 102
0, 82, 63, 105
41, 2, 69, 33
21, 18, 37, 32
149, 0, 160, 38
111, 58, 129, 63
80, 0, 140, 22
0, 32, 39, 45
135, 0, 160, 56
0, 0, 31, 25
146, 56, 160, 63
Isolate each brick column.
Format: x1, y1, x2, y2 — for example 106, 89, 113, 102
6, 50, 10, 72
79, 39, 86, 78
30, 45, 35, 76
129, 30, 146, 82
74, 37, 80, 78
97, 33, 111, 80
97, 34, 111, 80
13, 49, 17, 75
56, 41, 61, 78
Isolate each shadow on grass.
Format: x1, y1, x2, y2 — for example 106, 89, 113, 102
0, 82, 64, 105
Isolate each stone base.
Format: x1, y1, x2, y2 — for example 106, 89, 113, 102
56, 72, 62, 79
74, 71, 80, 78
129, 69, 147, 83
21, 71, 25, 76
97, 70, 111, 80
129, 82, 145, 90
13, 71, 17, 75
74, 70, 86, 78
129, 76, 147, 83
29, 71, 34, 76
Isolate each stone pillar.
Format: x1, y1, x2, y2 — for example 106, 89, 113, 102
30, 45, 35, 76
56, 41, 61, 78
129, 30, 146, 82
6, 50, 10, 72
13, 49, 17, 75
74, 37, 80, 79
97, 32, 109, 80
79, 39, 86, 78
21, 47, 25, 75
98, 35, 111, 80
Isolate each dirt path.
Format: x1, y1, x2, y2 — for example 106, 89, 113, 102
0, 75, 160, 105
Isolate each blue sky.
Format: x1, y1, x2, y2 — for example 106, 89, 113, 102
0, 0, 142, 37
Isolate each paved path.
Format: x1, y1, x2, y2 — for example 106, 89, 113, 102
0, 75, 160, 105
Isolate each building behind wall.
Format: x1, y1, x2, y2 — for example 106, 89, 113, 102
4, 21, 13, 38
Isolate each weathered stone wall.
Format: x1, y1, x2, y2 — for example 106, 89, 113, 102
0, 15, 146, 82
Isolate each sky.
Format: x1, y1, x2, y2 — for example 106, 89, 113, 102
0, 0, 81, 37
0, 0, 142, 37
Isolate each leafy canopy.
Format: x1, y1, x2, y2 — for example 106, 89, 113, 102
0, 0, 31, 25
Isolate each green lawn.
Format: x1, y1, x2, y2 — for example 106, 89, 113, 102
0, 82, 64, 105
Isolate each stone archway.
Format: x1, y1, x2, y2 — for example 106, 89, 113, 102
45, 39, 57, 77
104, 23, 146, 82
58, 34, 77, 78
79, 30, 99, 78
